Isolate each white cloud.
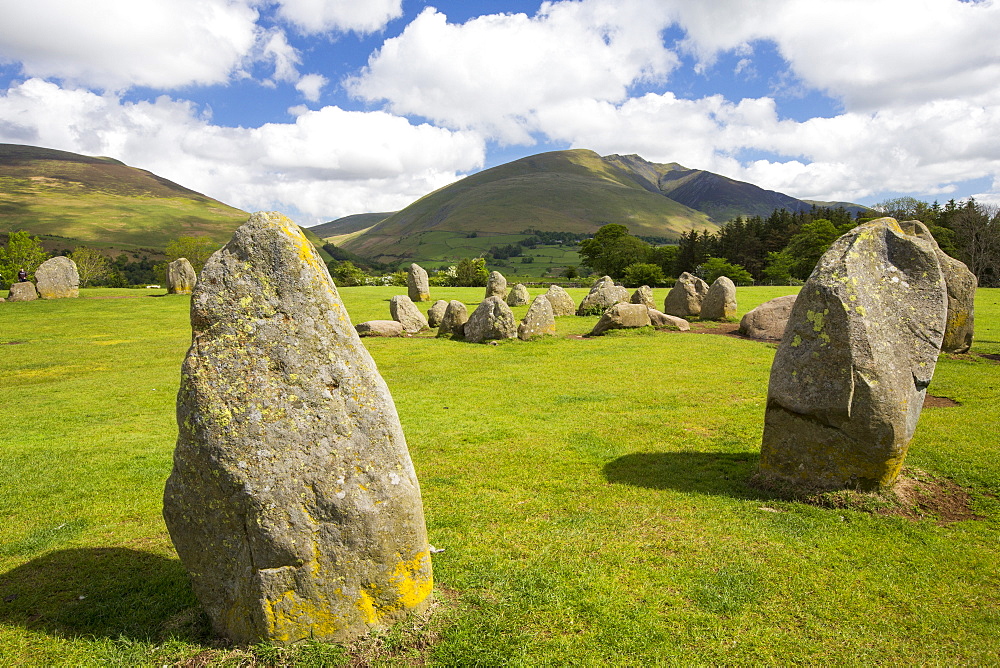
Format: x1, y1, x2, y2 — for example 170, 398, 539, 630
295, 74, 328, 102
0, 79, 485, 223
273, 0, 403, 35
347, 1, 678, 143
0, 0, 260, 90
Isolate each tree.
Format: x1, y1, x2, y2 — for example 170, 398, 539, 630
69, 247, 110, 287
165, 236, 219, 272
0, 230, 49, 287
453, 257, 489, 286
761, 251, 796, 284
784, 219, 841, 279
949, 200, 1000, 287
622, 262, 665, 287
578, 224, 651, 278
329, 260, 367, 287
697, 257, 754, 285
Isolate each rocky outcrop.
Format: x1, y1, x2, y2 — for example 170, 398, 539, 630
163, 211, 432, 644
758, 218, 948, 491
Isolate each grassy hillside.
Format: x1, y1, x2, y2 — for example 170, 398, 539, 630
337, 149, 716, 263
0, 144, 248, 251
308, 212, 395, 240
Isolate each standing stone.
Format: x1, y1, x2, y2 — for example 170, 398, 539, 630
485, 271, 507, 299
588, 302, 652, 336
389, 295, 429, 333
427, 299, 448, 328
899, 220, 977, 353
700, 276, 737, 321
542, 284, 576, 316
356, 320, 405, 337
663, 272, 709, 318
35, 256, 79, 299
738, 294, 797, 341
630, 285, 655, 309
437, 300, 468, 339
406, 263, 430, 302
576, 276, 629, 315
7, 282, 38, 302
163, 211, 432, 645
758, 218, 948, 491
506, 283, 530, 307
517, 296, 556, 340
464, 296, 517, 343
167, 257, 198, 295
647, 309, 690, 331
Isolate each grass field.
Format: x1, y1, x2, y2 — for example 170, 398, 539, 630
1, 285, 998, 665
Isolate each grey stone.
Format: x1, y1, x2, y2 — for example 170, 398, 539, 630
485, 271, 507, 299
7, 281, 37, 302
630, 285, 655, 309
163, 211, 432, 645
389, 295, 429, 333
738, 295, 797, 340
436, 300, 468, 339
356, 320, 405, 337
542, 284, 576, 316
35, 256, 79, 299
167, 257, 197, 295
647, 308, 690, 331
700, 276, 737, 321
464, 296, 517, 343
506, 283, 530, 306
406, 263, 430, 302
899, 220, 977, 353
663, 272, 709, 318
759, 218, 948, 491
589, 302, 652, 336
427, 299, 448, 328
517, 296, 556, 340
576, 276, 629, 316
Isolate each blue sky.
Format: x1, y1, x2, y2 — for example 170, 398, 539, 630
1, 0, 999, 225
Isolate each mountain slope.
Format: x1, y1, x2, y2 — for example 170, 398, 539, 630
339, 149, 715, 261
0, 143, 248, 250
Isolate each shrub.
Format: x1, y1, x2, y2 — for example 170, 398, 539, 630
622, 263, 665, 287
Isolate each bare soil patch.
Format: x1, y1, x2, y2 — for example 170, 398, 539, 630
978, 353, 1000, 363
923, 394, 960, 408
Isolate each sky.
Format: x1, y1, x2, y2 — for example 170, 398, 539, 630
1, 0, 999, 227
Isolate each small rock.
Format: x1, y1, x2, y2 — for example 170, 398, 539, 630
407, 263, 430, 302
389, 295, 429, 333
663, 272, 708, 318
647, 308, 690, 331
464, 296, 517, 343
542, 284, 576, 316
485, 271, 507, 299
577, 276, 629, 316
427, 299, 449, 328
167, 258, 197, 295
738, 295, 797, 340
700, 276, 737, 321
589, 302, 652, 336
518, 295, 556, 340
35, 256, 79, 299
630, 285, 655, 309
506, 283, 530, 306
356, 320, 405, 337
7, 282, 37, 302
437, 300, 469, 339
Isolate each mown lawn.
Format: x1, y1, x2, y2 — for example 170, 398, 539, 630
0, 285, 998, 665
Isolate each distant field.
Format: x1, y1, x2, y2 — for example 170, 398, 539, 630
392, 230, 582, 278
1, 286, 998, 665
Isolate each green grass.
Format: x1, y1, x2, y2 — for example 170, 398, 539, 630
1, 286, 998, 665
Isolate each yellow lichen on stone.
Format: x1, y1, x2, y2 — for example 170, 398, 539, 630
389, 550, 433, 610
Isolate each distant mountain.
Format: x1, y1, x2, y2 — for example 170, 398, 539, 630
334, 149, 868, 263
308, 212, 395, 240
0, 143, 248, 251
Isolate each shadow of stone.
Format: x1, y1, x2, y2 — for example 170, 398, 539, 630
0, 547, 209, 642
603, 451, 766, 500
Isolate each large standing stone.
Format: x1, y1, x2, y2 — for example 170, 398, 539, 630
576, 276, 629, 316
506, 283, 530, 307
899, 220, 977, 353
700, 276, 737, 321
647, 309, 690, 331
389, 295, 429, 333
758, 218, 948, 491
427, 299, 448, 328
485, 271, 507, 299
163, 211, 432, 645
464, 296, 517, 343
663, 272, 709, 318
588, 302, 652, 336
738, 294, 797, 340
167, 257, 198, 295
356, 320, 405, 337
35, 256, 79, 299
436, 300, 468, 339
542, 284, 576, 316
630, 285, 655, 309
7, 282, 38, 302
406, 263, 430, 302
517, 296, 556, 340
